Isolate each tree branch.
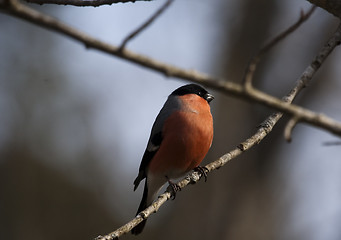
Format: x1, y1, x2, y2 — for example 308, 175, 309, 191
24, 0, 152, 7
119, 0, 173, 50
244, 6, 316, 88
284, 117, 299, 142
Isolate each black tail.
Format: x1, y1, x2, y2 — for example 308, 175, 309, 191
131, 180, 148, 235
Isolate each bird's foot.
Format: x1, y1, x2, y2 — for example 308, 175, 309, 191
194, 166, 209, 182
167, 178, 181, 200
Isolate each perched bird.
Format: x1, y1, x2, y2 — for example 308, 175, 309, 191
131, 84, 214, 235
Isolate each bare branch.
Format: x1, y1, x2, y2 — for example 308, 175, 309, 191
284, 117, 299, 142
25, 0, 152, 7
243, 6, 316, 88
119, 0, 174, 50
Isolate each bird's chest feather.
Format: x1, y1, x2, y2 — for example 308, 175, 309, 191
148, 97, 213, 178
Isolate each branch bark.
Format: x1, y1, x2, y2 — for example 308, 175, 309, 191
18, 0, 341, 15
24, 0, 151, 7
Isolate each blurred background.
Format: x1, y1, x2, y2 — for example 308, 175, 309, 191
1, 0, 341, 239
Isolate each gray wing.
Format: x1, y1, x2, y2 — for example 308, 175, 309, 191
133, 95, 181, 190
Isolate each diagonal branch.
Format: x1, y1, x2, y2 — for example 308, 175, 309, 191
119, 0, 174, 50
24, 0, 152, 7
243, 6, 316, 88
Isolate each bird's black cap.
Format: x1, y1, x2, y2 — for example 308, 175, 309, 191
171, 84, 214, 103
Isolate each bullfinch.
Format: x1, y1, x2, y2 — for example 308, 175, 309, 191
131, 84, 214, 235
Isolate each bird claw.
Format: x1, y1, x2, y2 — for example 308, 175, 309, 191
167, 179, 181, 200
194, 166, 209, 182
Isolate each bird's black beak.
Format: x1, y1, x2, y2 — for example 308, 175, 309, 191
204, 93, 214, 103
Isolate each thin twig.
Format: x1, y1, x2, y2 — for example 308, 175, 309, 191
284, 117, 299, 142
25, 0, 151, 7
243, 6, 316, 88
119, 0, 174, 50
281, 21, 341, 138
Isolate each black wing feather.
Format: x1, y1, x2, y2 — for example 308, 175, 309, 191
133, 131, 162, 191
133, 95, 180, 190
